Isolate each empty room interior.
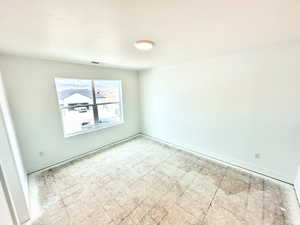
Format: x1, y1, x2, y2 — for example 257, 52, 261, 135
1, 1, 300, 225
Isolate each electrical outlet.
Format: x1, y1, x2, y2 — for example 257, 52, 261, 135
254, 153, 260, 159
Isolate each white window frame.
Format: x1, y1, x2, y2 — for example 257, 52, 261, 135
54, 77, 124, 138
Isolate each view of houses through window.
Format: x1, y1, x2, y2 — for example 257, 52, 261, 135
55, 78, 122, 136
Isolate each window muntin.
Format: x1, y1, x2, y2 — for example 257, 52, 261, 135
55, 78, 123, 137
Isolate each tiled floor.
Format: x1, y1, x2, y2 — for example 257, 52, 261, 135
28, 137, 299, 225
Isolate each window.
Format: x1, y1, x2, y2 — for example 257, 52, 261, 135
55, 78, 123, 137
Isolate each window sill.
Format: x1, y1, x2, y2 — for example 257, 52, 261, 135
64, 120, 124, 138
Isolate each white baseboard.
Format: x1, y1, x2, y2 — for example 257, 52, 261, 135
295, 167, 300, 206
295, 186, 300, 206
29, 133, 141, 174
141, 133, 293, 185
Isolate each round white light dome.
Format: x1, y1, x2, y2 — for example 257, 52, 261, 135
134, 40, 155, 51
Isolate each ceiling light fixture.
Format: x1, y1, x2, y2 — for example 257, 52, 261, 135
134, 40, 155, 51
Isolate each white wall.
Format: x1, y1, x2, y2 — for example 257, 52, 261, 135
0, 55, 140, 173
0, 73, 29, 223
139, 43, 300, 184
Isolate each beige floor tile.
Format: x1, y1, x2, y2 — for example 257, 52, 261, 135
129, 201, 152, 224
27, 137, 296, 225
161, 204, 201, 225
139, 214, 157, 225
149, 204, 168, 223
202, 205, 246, 225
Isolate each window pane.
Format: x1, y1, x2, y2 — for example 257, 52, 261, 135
55, 78, 123, 137
94, 80, 121, 104
61, 106, 95, 135
97, 103, 121, 124
55, 78, 93, 108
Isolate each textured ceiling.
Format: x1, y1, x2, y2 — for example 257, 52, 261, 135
0, 0, 300, 69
